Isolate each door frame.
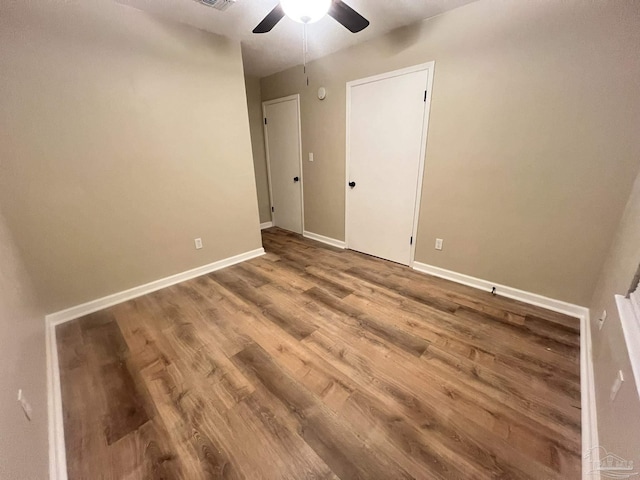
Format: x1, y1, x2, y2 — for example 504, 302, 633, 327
262, 94, 305, 233
345, 61, 435, 266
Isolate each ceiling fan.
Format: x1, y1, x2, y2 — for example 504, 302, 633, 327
253, 0, 369, 34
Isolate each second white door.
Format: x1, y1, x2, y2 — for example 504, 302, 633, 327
263, 95, 303, 234
347, 64, 433, 265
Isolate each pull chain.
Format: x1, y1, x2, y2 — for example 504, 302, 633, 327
303, 23, 309, 86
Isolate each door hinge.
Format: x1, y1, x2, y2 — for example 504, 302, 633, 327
410, 236, 413, 245
423, 90, 427, 102
271, 206, 274, 213
264, 118, 267, 125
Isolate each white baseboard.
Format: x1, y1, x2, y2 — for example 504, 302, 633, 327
303, 231, 346, 249
581, 314, 600, 480
260, 221, 273, 230
46, 247, 265, 478
46, 248, 265, 326
46, 316, 67, 480
411, 262, 589, 319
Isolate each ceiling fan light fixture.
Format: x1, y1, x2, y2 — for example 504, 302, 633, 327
280, 0, 331, 24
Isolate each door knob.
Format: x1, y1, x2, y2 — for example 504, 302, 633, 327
348, 181, 356, 188
293, 176, 299, 182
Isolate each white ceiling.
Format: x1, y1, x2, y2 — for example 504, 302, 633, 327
117, 0, 477, 77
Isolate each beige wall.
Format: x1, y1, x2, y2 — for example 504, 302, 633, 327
588, 170, 640, 465
0, 1, 262, 313
245, 75, 272, 224
0, 210, 48, 479
261, 0, 640, 306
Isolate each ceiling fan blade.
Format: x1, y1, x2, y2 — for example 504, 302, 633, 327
253, 4, 285, 34
328, 0, 369, 33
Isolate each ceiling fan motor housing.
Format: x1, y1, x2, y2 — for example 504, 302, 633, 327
281, 0, 332, 24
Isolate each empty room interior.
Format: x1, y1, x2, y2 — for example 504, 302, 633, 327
1, 0, 640, 478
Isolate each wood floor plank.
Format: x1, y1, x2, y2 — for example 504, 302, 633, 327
100, 359, 151, 445
231, 342, 417, 480
344, 286, 581, 403
342, 267, 580, 376
210, 269, 319, 340
338, 388, 494, 479
305, 286, 430, 357
201, 279, 358, 414
152, 286, 256, 411
143, 350, 247, 480
107, 419, 186, 480
295, 297, 581, 475
57, 321, 112, 479
328, 272, 581, 401
58, 227, 581, 479
301, 329, 571, 480
420, 340, 581, 431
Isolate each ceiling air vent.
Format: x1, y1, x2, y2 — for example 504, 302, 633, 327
200, 0, 236, 11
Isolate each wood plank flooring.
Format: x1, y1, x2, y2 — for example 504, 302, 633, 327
57, 227, 581, 479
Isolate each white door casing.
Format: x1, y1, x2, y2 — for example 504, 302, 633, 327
263, 95, 304, 234
346, 62, 435, 266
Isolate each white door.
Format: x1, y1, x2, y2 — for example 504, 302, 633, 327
263, 95, 303, 234
346, 64, 434, 265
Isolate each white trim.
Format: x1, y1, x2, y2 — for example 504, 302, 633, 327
615, 293, 640, 399
412, 262, 589, 319
303, 231, 346, 249
344, 82, 350, 249
411, 260, 599, 477
262, 94, 305, 234
260, 221, 273, 230
581, 313, 600, 480
46, 248, 265, 326
47, 316, 67, 480
409, 63, 435, 267
295, 95, 305, 234
345, 62, 435, 266
262, 100, 276, 229
349, 63, 437, 87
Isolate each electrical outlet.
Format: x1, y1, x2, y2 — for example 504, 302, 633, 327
194, 238, 203, 250
309, 152, 314, 162
435, 238, 443, 250
18, 390, 32, 421
598, 310, 607, 330
610, 370, 624, 401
